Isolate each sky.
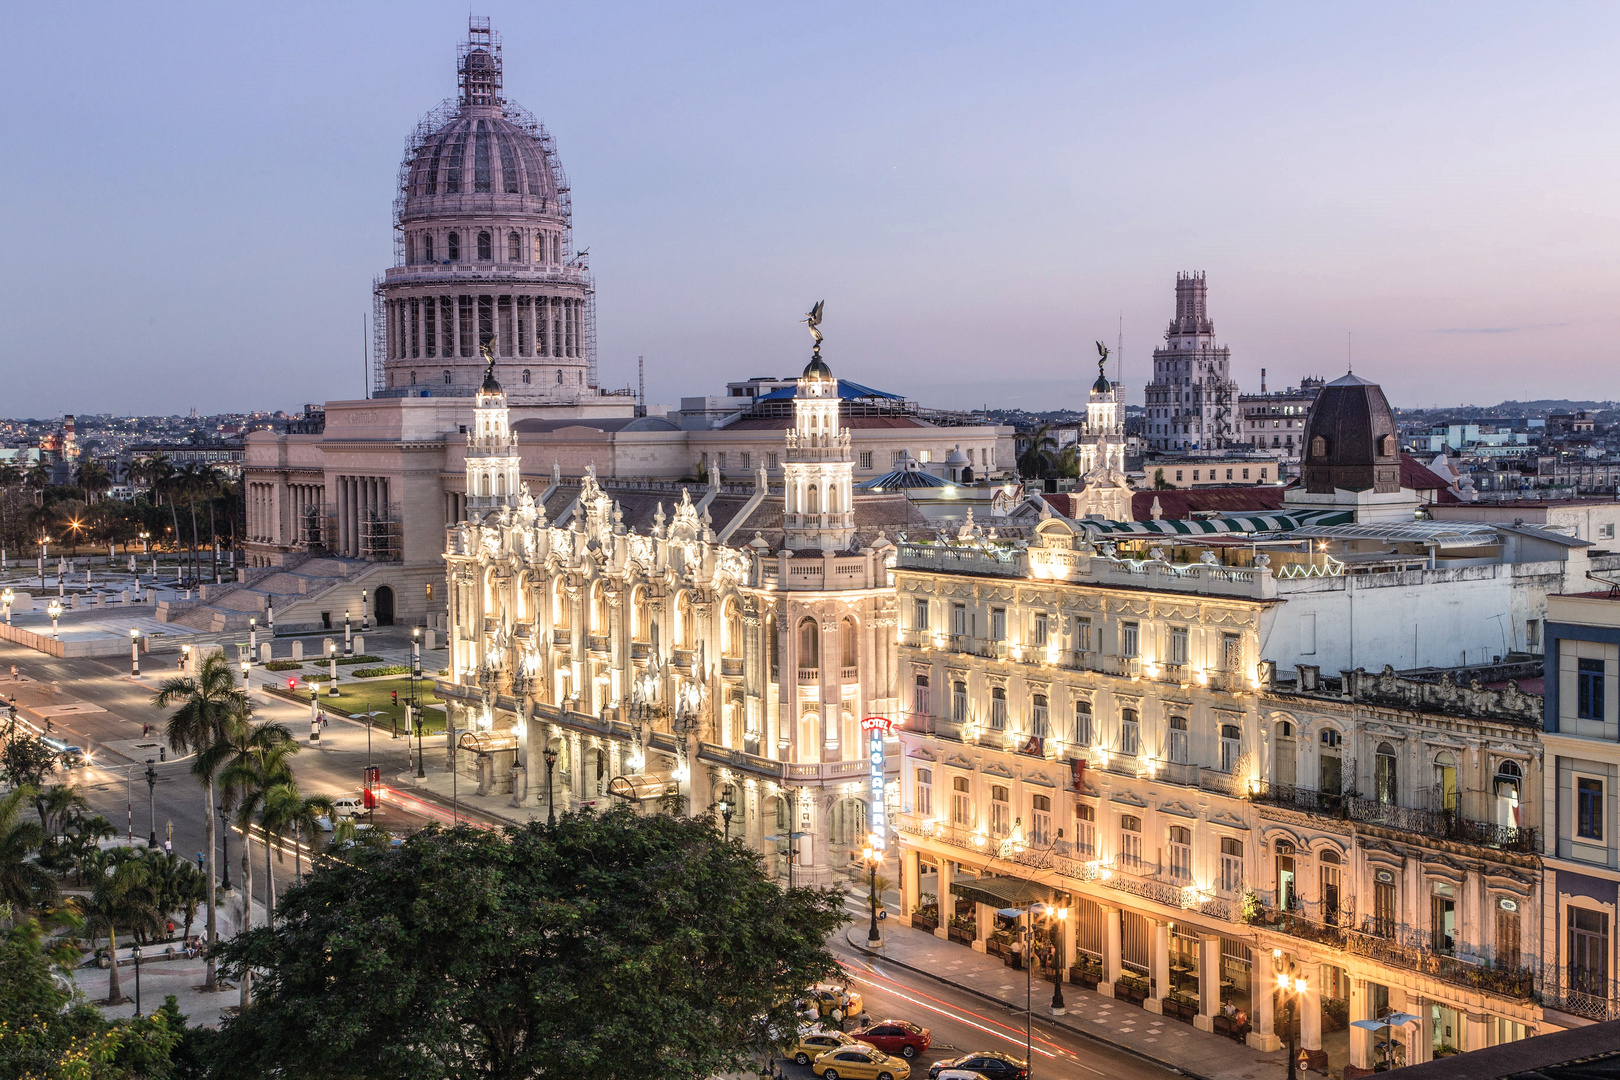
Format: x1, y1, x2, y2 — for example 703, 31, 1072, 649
3, 2, 1619, 418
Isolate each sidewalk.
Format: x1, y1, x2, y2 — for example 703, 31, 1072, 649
844, 917, 1289, 1080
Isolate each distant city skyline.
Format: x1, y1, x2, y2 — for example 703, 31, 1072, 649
3, 2, 1618, 417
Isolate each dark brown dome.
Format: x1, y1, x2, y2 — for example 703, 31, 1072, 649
1301, 373, 1401, 494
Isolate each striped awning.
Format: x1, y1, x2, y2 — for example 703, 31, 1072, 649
1078, 509, 1353, 536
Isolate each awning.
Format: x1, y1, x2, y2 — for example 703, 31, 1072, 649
608, 774, 676, 801
458, 730, 517, 754
950, 875, 1054, 908
1079, 509, 1353, 536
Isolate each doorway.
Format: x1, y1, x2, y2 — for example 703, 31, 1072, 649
374, 585, 396, 626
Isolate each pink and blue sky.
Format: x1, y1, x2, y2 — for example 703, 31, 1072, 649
3, 2, 1617, 416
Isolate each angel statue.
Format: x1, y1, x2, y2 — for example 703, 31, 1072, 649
1096, 340, 1110, 378
803, 300, 825, 348
480, 336, 498, 382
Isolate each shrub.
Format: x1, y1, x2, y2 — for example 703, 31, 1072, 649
264, 659, 302, 672
336, 654, 384, 666
351, 665, 410, 678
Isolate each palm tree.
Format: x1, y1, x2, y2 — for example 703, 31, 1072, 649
61, 812, 116, 886
154, 651, 247, 993
215, 718, 297, 1007
140, 847, 205, 943
24, 461, 50, 507
74, 457, 112, 505
0, 785, 55, 917
1017, 423, 1059, 479
263, 782, 333, 887
76, 847, 161, 1005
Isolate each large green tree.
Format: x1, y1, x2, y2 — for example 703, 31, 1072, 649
213, 807, 847, 1080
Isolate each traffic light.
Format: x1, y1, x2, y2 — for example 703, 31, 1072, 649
288, 677, 298, 690
391, 690, 399, 707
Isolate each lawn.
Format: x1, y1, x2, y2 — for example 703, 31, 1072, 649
278, 676, 447, 735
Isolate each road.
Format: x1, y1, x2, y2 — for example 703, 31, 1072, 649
805, 897, 1179, 1080
0, 631, 483, 912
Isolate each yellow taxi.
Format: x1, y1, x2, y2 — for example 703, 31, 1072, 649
812, 1043, 912, 1080
803, 982, 864, 1023
790, 1027, 859, 1066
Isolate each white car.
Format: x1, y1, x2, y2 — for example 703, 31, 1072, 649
329, 796, 365, 819
931, 1072, 990, 1080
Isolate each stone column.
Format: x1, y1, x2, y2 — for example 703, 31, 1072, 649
1300, 968, 1322, 1066
1248, 968, 1281, 1051
973, 902, 993, 953
1465, 1014, 1487, 1054
1145, 920, 1170, 1014
1349, 979, 1374, 1069
1195, 934, 1222, 1031
899, 847, 920, 926
934, 859, 952, 940
1100, 905, 1122, 996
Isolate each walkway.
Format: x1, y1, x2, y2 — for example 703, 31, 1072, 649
844, 915, 1292, 1080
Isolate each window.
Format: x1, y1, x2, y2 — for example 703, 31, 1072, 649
952, 776, 972, 827
1373, 874, 1397, 937
913, 599, 929, 632
1578, 777, 1604, 840
1122, 622, 1139, 658
1320, 850, 1341, 924
1527, 620, 1541, 650
443, 370, 452, 385
990, 687, 1008, 730
1075, 616, 1092, 652
1222, 633, 1241, 672
1569, 908, 1609, 995
951, 603, 966, 637
913, 674, 930, 719
1168, 627, 1188, 666
508, 231, 522, 261
859, 451, 873, 470
990, 608, 1006, 642
424, 234, 434, 263
534, 233, 546, 262
1118, 814, 1142, 869
951, 681, 967, 723
891, 450, 905, 467
1220, 837, 1243, 893
990, 785, 1011, 838
1219, 724, 1241, 773
1168, 825, 1192, 880
1242, 468, 1249, 480
1075, 803, 1096, 856
767, 452, 778, 470
1073, 700, 1093, 746
915, 768, 933, 818
1031, 794, 1051, 846
1497, 900, 1520, 969
447, 232, 460, 261
1120, 708, 1139, 756
521, 369, 530, 384
1578, 658, 1606, 720
1031, 694, 1049, 738
477, 230, 492, 260
1376, 742, 1398, 805
1603, 524, 1617, 540
1032, 613, 1049, 647
1167, 716, 1188, 764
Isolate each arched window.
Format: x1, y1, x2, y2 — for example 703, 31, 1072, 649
443, 370, 452, 385
826, 483, 837, 511
840, 616, 857, 671
556, 369, 564, 384
952, 776, 972, 827
806, 485, 819, 514
1073, 699, 1093, 745
508, 231, 522, 261
409, 371, 417, 385
1168, 825, 1192, 880
1376, 742, 1398, 805
1310, 435, 1327, 459
1219, 723, 1241, 773
477, 230, 492, 261
1031, 693, 1049, 738
914, 673, 930, 718
1379, 434, 1396, 456
521, 369, 531, 384
405, 235, 415, 265
990, 686, 1007, 730
1119, 813, 1143, 868
798, 618, 819, 669
1167, 715, 1189, 764
424, 234, 435, 263
1320, 848, 1342, 924
1496, 760, 1523, 829
990, 785, 1011, 837
534, 233, 546, 262
447, 232, 460, 262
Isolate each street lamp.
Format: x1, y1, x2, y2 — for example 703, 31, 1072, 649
249, 617, 257, 659
144, 760, 158, 847
361, 589, 370, 631
862, 838, 882, 944
46, 598, 63, 639
719, 798, 733, 841
412, 627, 425, 779
544, 746, 557, 826
130, 627, 140, 677
131, 943, 143, 1015
1049, 904, 1068, 1013
2, 587, 12, 625
327, 640, 339, 696
343, 610, 352, 656
217, 802, 232, 891
1277, 965, 1309, 1080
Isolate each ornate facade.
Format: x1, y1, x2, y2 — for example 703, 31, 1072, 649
1144, 272, 1241, 452
440, 353, 916, 883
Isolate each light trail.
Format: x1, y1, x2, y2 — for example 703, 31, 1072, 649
843, 967, 1081, 1065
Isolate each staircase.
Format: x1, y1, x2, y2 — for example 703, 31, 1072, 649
158, 557, 382, 633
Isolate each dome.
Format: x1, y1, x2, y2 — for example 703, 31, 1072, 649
1301, 372, 1401, 494
399, 111, 563, 223
1092, 372, 1113, 395
803, 354, 834, 380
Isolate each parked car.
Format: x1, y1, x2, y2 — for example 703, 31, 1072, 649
329, 795, 365, 819
791, 1027, 860, 1066
803, 982, 864, 1022
928, 1053, 1027, 1080
930, 1072, 991, 1080
812, 1044, 911, 1080
851, 1019, 931, 1058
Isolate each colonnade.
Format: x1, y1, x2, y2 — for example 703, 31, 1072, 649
247, 480, 324, 548
334, 475, 391, 558
387, 293, 583, 363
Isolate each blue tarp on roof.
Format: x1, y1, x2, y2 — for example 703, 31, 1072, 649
752, 379, 905, 403
856, 469, 951, 490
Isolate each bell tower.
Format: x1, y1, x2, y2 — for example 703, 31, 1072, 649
783, 304, 855, 551
465, 355, 521, 518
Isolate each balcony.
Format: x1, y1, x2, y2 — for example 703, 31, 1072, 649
894, 811, 997, 854
840, 665, 859, 682
1097, 857, 1188, 908
1198, 768, 1244, 797
1250, 780, 1345, 817
1545, 975, 1620, 1022
797, 666, 819, 684
721, 656, 744, 678
1244, 890, 1350, 948
1346, 796, 1539, 852
1345, 920, 1540, 1003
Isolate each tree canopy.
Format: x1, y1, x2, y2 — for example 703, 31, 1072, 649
213, 806, 847, 1080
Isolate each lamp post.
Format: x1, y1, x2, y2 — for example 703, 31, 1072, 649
249, 617, 257, 659
265, 599, 274, 636
218, 802, 232, 891
1050, 904, 1068, 1013
361, 589, 370, 631
1277, 964, 1308, 1080
327, 640, 339, 696
412, 628, 425, 778
124, 763, 137, 842
131, 943, 143, 1015
719, 799, 733, 841
344, 610, 352, 656
862, 839, 882, 944
46, 598, 62, 639
129, 627, 140, 677
144, 760, 157, 847
544, 746, 557, 826
2, 587, 11, 625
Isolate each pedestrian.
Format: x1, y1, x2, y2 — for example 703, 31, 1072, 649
196, 851, 204, 869
163, 838, 172, 855
857, 1010, 871, 1030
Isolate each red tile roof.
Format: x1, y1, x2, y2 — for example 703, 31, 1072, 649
1400, 453, 1461, 502
1128, 486, 1287, 521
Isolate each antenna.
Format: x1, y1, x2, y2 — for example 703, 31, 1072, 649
1347, 330, 1353, 374
637, 356, 646, 417
363, 313, 369, 399
1116, 311, 1123, 385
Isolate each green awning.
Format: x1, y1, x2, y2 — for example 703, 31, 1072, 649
950, 875, 1053, 908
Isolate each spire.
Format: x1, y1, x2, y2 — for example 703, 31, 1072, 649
458, 17, 503, 112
